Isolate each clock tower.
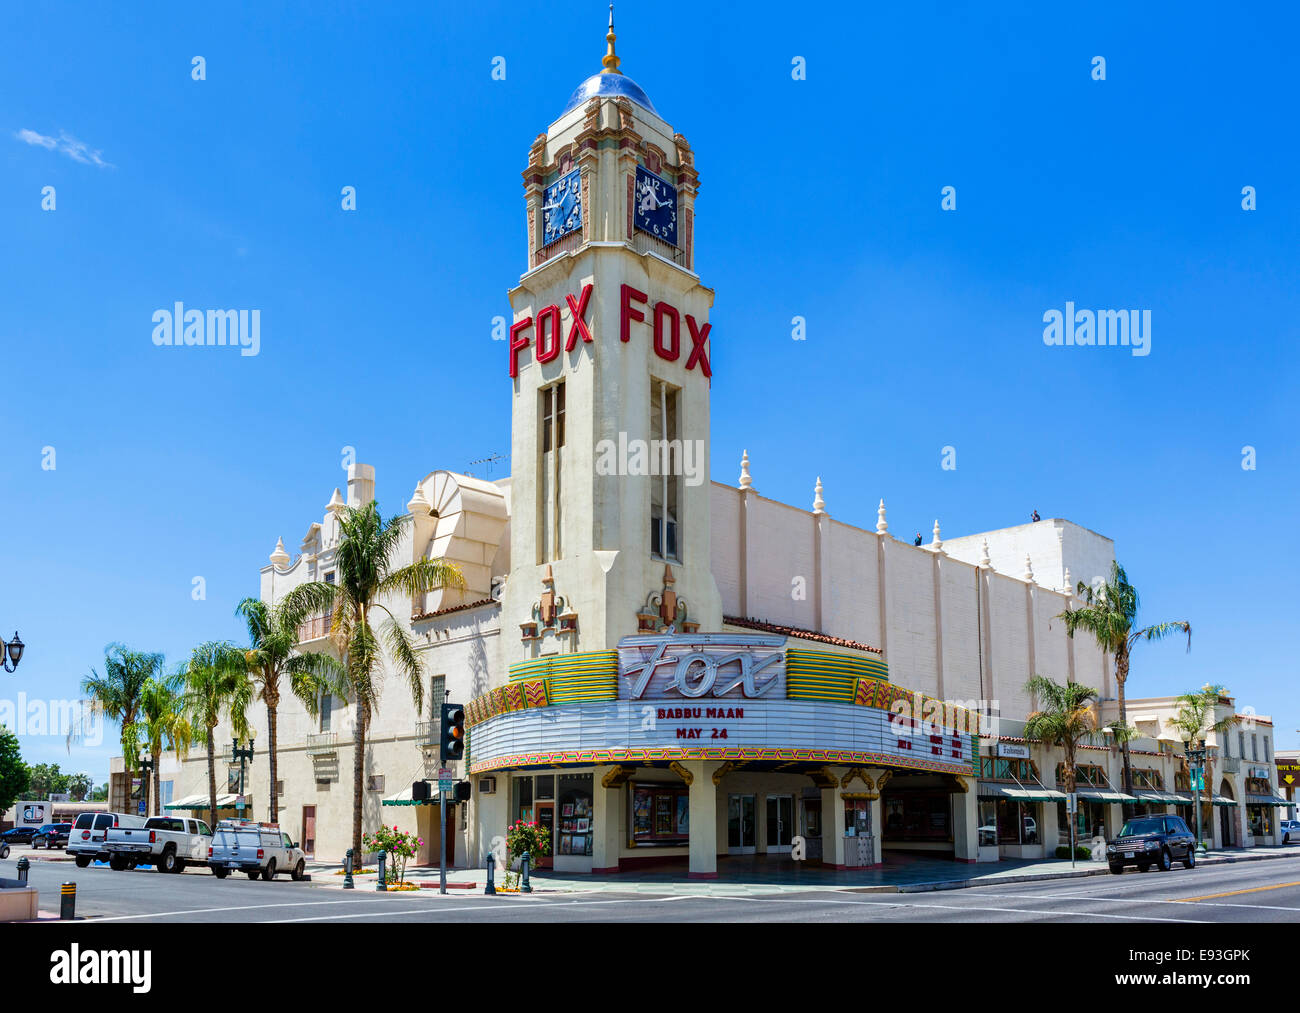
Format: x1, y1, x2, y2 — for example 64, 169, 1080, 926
502, 6, 722, 665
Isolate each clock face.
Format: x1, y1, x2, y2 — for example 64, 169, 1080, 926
634, 164, 677, 246
542, 169, 582, 244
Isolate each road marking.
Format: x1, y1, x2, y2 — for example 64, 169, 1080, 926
86, 898, 402, 922
1175, 881, 1300, 902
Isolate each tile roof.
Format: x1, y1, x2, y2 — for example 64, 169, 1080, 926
411, 597, 500, 622
722, 615, 882, 655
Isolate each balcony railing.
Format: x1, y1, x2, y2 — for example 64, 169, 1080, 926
632, 230, 686, 266
297, 612, 333, 643
305, 732, 338, 756
1222, 757, 1241, 774
414, 720, 439, 745
533, 230, 582, 267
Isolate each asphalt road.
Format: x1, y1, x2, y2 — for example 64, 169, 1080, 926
8, 851, 1300, 923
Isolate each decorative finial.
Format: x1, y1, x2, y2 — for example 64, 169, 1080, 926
1023, 554, 1034, 582
876, 499, 888, 534
269, 537, 290, 568
1063, 566, 1073, 595
739, 449, 753, 490
931, 519, 943, 551
407, 482, 430, 516
326, 487, 346, 513
601, 4, 622, 74
813, 477, 825, 514
979, 539, 991, 567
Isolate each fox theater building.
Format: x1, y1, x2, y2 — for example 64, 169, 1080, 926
169, 16, 1280, 880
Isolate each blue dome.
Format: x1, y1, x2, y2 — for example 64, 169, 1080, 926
559, 72, 659, 118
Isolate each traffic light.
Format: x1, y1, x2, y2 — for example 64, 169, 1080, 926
454, 780, 472, 803
412, 780, 431, 802
440, 703, 465, 762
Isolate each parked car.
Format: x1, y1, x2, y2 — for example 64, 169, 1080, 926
103, 815, 213, 873
31, 823, 72, 849
1280, 819, 1300, 844
208, 820, 306, 881
0, 826, 38, 845
1106, 814, 1198, 873
67, 811, 148, 867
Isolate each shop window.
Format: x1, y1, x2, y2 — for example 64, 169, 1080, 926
557, 773, 593, 857
535, 774, 555, 801
995, 800, 1039, 844
978, 800, 997, 846
844, 797, 871, 837
631, 782, 689, 845
513, 776, 534, 823
882, 791, 950, 842
649, 379, 681, 562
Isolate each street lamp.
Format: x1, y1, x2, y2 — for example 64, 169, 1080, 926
231, 738, 255, 814
1, 631, 24, 673
1181, 728, 1209, 856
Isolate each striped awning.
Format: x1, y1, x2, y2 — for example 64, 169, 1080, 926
1135, 790, 1185, 804
381, 786, 437, 807
1246, 793, 1289, 807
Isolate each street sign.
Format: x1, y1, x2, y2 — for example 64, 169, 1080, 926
1066, 792, 1078, 814
438, 767, 454, 779
1190, 767, 1205, 791
438, 779, 454, 793
137, 800, 145, 815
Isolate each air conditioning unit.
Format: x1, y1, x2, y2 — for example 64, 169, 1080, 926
478, 776, 497, 795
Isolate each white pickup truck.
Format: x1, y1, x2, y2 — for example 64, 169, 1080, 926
209, 820, 306, 881
103, 815, 213, 873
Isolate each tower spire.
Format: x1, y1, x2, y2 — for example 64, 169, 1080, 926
602, 4, 622, 74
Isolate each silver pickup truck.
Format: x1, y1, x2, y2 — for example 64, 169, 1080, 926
209, 820, 306, 881
103, 815, 213, 873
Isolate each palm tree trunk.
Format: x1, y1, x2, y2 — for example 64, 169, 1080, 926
352, 701, 367, 862
152, 750, 162, 817
1116, 649, 1133, 795
268, 704, 278, 825
207, 733, 218, 831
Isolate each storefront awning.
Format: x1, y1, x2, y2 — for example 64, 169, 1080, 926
1135, 790, 1185, 804
976, 782, 1065, 802
1077, 789, 1140, 803
1246, 793, 1290, 807
165, 793, 241, 810
381, 786, 437, 807
1211, 795, 1237, 807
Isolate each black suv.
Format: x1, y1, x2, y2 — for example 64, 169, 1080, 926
1106, 814, 1198, 874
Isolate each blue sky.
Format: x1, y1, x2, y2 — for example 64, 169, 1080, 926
2, 0, 1296, 783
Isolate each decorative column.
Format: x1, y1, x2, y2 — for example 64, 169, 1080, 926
738, 450, 757, 616
592, 765, 631, 874
812, 477, 831, 632
820, 767, 847, 870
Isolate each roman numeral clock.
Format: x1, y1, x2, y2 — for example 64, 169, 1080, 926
542, 168, 582, 244
634, 164, 677, 245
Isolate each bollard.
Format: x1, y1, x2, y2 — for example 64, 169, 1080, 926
484, 853, 496, 895
60, 882, 76, 920
343, 848, 355, 890
16, 856, 29, 885
520, 851, 532, 893
376, 851, 387, 891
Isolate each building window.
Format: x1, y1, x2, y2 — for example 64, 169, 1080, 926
539, 382, 565, 562
882, 791, 951, 842
649, 379, 680, 561
429, 675, 445, 719
319, 693, 332, 732
1252, 735, 1258, 762
1265, 738, 1271, 762
325, 570, 335, 584
1240, 731, 1246, 758
558, 773, 593, 857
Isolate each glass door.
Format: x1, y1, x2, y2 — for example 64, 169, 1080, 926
728, 794, 756, 854
766, 795, 793, 849
535, 802, 554, 868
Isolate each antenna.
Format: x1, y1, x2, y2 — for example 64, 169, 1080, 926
467, 452, 509, 478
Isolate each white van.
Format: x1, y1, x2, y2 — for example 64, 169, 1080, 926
67, 811, 147, 867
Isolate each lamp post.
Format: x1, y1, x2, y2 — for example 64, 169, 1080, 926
137, 753, 155, 817
1, 631, 25, 673
232, 738, 255, 815
1181, 729, 1209, 855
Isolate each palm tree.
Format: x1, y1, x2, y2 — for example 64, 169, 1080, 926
234, 596, 344, 824
1058, 561, 1191, 795
278, 501, 464, 860
1170, 683, 1239, 843
1024, 676, 1100, 849
182, 641, 251, 830
80, 643, 165, 808
134, 675, 194, 816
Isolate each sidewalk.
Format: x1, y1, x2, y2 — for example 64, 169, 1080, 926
301, 843, 1300, 897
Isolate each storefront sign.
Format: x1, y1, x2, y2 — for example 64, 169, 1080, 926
997, 742, 1031, 759
617, 633, 785, 701
509, 283, 593, 377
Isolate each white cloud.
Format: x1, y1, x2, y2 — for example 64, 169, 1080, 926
15, 128, 114, 168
